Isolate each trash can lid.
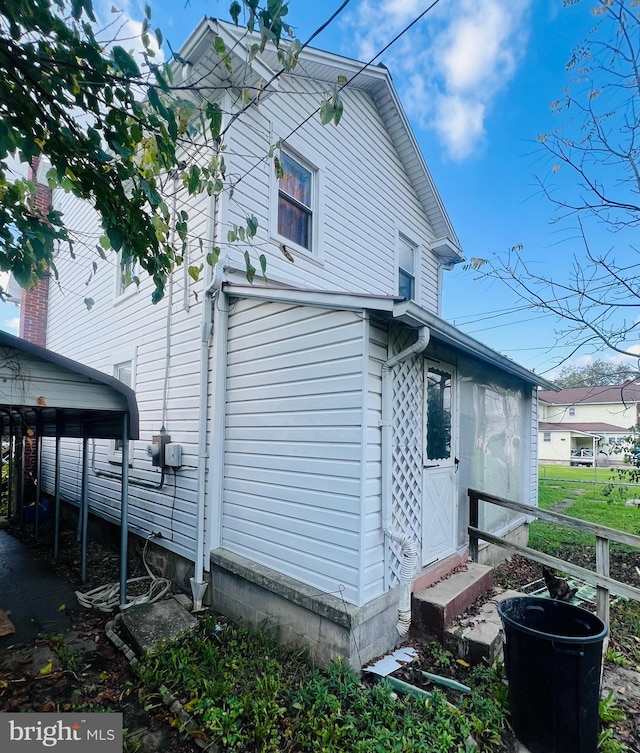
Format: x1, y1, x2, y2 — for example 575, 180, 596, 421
498, 596, 608, 644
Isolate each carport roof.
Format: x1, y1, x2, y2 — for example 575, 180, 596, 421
0, 331, 139, 440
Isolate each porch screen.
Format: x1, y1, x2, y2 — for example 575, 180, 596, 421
457, 364, 528, 540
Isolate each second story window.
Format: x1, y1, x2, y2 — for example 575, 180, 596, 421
398, 235, 416, 300
116, 253, 139, 299
278, 152, 313, 251
568, 406, 576, 417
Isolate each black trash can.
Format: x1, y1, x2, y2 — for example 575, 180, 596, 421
497, 596, 607, 753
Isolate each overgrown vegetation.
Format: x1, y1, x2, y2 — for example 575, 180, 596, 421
135, 618, 512, 753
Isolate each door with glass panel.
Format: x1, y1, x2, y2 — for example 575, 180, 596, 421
422, 361, 458, 566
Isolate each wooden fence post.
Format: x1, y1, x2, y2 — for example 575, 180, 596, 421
595, 535, 610, 627
469, 491, 479, 563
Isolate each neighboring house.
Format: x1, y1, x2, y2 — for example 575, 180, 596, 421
19, 19, 554, 667
538, 384, 640, 466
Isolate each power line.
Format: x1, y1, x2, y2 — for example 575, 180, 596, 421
231, 0, 444, 190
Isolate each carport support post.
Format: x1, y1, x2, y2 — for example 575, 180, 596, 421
53, 424, 61, 561
34, 420, 43, 539
119, 414, 129, 608
80, 434, 89, 583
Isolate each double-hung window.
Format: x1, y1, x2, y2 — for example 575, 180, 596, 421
109, 354, 135, 463
398, 235, 416, 301
278, 152, 313, 251
116, 253, 139, 299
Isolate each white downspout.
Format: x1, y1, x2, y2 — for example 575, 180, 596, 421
381, 326, 430, 635
190, 189, 222, 612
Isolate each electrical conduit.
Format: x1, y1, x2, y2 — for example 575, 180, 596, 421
381, 326, 430, 635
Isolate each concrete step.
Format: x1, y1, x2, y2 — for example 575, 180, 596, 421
412, 562, 493, 638
444, 588, 525, 665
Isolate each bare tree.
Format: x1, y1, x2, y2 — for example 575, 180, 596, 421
472, 0, 640, 367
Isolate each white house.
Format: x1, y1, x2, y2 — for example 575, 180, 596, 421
538, 384, 640, 466
21, 19, 554, 666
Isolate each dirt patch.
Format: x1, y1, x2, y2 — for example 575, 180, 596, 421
549, 497, 576, 513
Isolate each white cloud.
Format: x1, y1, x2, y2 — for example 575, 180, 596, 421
94, 0, 163, 66
343, 0, 532, 161
0, 316, 20, 336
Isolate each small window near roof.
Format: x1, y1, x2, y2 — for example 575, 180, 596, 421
278, 152, 313, 250
568, 406, 576, 417
543, 431, 551, 442
398, 235, 416, 300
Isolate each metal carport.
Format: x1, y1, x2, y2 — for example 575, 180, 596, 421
0, 330, 139, 606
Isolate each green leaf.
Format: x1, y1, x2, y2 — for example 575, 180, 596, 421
244, 251, 256, 284
214, 35, 233, 74
206, 102, 223, 140
279, 243, 294, 263
320, 100, 334, 126
111, 46, 141, 78
259, 253, 267, 278
206, 247, 221, 267
246, 215, 258, 237
229, 1, 242, 24
84, 298, 95, 310
188, 265, 201, 282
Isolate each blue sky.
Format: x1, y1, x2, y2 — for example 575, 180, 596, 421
3, 0, 633, 378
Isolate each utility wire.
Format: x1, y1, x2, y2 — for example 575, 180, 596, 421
231, 0, 444, 190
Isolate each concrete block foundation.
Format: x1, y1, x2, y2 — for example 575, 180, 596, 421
210, 549, 401, 669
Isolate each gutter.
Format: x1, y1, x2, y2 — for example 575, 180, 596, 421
381, 326, 430, 635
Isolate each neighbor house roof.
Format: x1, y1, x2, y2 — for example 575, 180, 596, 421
539, 384, 640, 405
539, 421, 629, 435
177, 18, 464, 267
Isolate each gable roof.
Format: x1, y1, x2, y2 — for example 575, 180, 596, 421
539, 421, 629, 435
539, 384, 640, 406
178, 18, 463, 265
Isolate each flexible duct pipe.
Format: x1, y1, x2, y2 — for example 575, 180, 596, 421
381, 326, 430, 634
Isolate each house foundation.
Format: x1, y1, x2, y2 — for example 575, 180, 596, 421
210, 549, 401, 669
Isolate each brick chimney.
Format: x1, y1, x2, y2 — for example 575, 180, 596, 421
19, 157, 51, 347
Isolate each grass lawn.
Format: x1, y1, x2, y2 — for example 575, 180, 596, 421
532, 466, 640, 552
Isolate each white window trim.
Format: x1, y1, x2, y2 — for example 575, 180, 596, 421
396, 231, 420, 302
269, 135, 325, 263
108, 345, 137, 464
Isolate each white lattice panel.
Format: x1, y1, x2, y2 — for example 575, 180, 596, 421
389, 326, 423, 585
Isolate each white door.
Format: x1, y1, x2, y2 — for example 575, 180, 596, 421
422, 361, 458, 566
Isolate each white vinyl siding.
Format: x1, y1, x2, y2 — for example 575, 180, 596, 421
222, 299, 367, 605
530, 387, 539, 508
362, 322, 386, 602
225, 80, 440, 312
40, 186, 212, 563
